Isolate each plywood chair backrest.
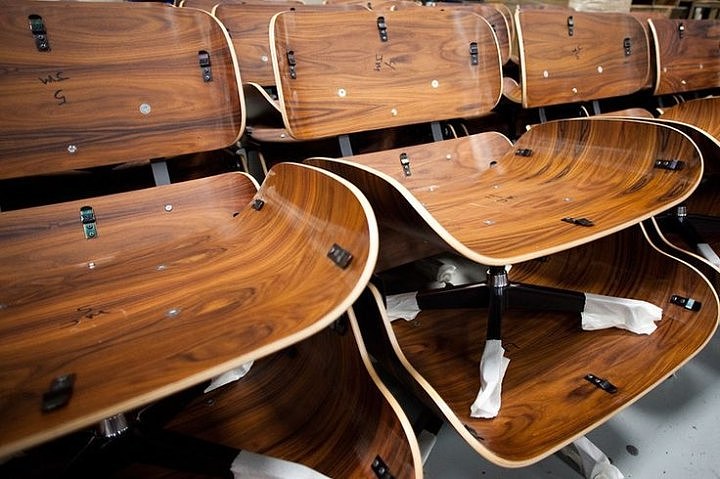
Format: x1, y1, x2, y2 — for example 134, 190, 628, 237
648, 18, 720, 95
514, 8, 651, 108
214, 1, 365, 88
426, 2, 512, 65
270, 8, 502, 140
0, 1, 244, 181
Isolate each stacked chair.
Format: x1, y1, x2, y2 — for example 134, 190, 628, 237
1, 0, 719, 478
267, 2, 719, 471
641, 16, 720, 272
0, 1, 424, 478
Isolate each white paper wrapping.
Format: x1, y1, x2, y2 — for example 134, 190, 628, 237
204, 361, 254, 393
582, 293, 662, 335
469, 339, 510, 419
386, 292, 421, 322
231, 450, 331, 479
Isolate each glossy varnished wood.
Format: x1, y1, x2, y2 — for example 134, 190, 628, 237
309, 118, 703, 267
360, 225, 718, 466
162, 311, 422, 478
0, 163, 378, 457
649, 18, 720, 95
0, 1, 244, 180
515, 9, 651, 107
270, 8, 502, 139
214, 1, 362, 87
427, 2, 511, 65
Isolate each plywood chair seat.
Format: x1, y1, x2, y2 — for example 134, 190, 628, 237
158, 309, 422, 478
0, 2, 386, 473
0, 162, 378, 459
359, 223, 719, 466
309, 118, 703, 268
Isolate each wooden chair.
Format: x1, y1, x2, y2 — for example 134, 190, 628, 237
358, 221, 718, 466
0, 2, 426, 477
641, 17, 720, 269
269, 6, 717, 468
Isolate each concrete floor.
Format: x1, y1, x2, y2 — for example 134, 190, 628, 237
423, 325, 720, 478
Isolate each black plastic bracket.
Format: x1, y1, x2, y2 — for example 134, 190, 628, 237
515, 148, 533, 157
198, 50, 212, 82
623, 37, 632, 56
251, 198, 265, 211
654, 159, 685, 171
678, 22, 685, 39
669, 294, 701, 311
80, 206, 98, 239
371, 455, 394, 479
377, 16, 388, 42
28, 14, 50, 52
287, 50, 297, 79
399, 152, 411, 176
562, 216, 594, 227
567, 16, 574, 37
327, 243, 353, 269
585, 374, 617, 394
469, 41, 479, 65
42, 373, 76, 412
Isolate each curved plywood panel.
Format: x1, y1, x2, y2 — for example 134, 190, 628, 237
309, 118, 703, 267
271, 8, 502, 139
358, 224, 718, 466
0, 163, 378, 457
0, 1, 244, 179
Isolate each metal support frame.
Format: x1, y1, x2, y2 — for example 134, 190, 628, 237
416, 268, 586, 341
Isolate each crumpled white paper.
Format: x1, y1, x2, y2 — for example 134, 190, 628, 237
204, 361, 254, 393
385, 292, 421, 322
470, 339, 510, 419
231, 450, 331, 479
582, 293, 662, 335
562, 436, 625, 479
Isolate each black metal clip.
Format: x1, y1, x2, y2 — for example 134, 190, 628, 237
567, 16, 574, 37
469, 42, 479, 66
670, 294, 701, 311
654, 159, 684, 171
28, 14, 50, 52
80, 206, 97, 239
198, 50, 213, 82
377, 16, 388, 42
515, 148, 533, 157
399, 152, 411, 176
562, 217, 594, 227
42, 373, 76, 412
371, 455, 394, 479
678, 22, 685, 39
623, 37, 632, 56
585, 374, 617, 394
286, 50, 297, 79
327, 243, 353, 269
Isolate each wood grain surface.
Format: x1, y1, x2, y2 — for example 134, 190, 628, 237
308, 118, 703, 267
214, 2, 363, 87
0, 163, 378, 458
358, 224, 719, 466
649, 18, 720, 95
0, 1, 244, 180
515, 9, 651, 108
271, 8, 502, 139
427, 2, 512, 65
160, 310, 422, 478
